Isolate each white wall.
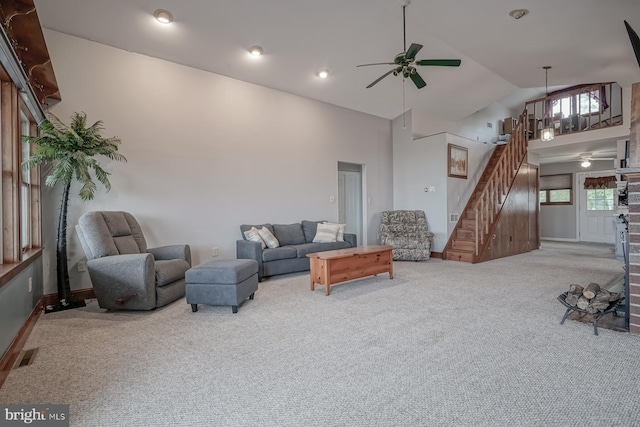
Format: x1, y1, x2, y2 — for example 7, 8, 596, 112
445, 135, 494, 238
392, 114, 448, 250
42, 30, 394, 293
392, 112, 494, 252
411, 102, 515, 143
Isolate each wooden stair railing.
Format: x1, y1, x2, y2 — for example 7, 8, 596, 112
444, 110, 529, 263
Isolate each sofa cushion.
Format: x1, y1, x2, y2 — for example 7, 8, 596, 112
273, 223, 306, 246
301, 220, 326, 243
155, 259, 191, 287
293, 242, 350, 258
262, 246, 298, 262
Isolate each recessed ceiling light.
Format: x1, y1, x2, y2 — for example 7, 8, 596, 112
154, 9, 173, 24
249, 46, 264, 57
509, 9, 529, 20
317, 69, 329, 79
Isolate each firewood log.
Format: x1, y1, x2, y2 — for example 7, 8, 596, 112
586, 305, 599, 314
582, 283, 601, 299
569, 284, 584, 295
565, 293, 579, 306
576, 296, 591, 310
564, 284, 585, 306
594, 289, 611, 302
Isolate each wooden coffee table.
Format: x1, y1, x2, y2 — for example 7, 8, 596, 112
307, 245, 393, 295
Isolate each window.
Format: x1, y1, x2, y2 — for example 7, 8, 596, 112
21, 111, 31, 251
551, 87, 605, 119
586, 189, 615, 211
0, 12, 48, 287
540, 174, 573, 205
0, 77, 42, 268
552, 91, 600, 118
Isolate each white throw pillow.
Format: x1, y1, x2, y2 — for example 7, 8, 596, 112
244, 227, 266, 249
258, 227, 280, 248
323, 221, 346, 242
313, 223, 340, 243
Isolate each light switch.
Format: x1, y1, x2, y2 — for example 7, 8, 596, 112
329, 195, 336, 203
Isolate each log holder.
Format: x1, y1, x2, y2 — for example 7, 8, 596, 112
558, 292, 625, 336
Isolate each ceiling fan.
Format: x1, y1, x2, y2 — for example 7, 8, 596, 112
579, 152, 616, 168
624, 20, 640, 69
357, 0, 461, 89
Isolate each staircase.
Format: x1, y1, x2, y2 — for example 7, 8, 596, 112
444, 110, 530, 263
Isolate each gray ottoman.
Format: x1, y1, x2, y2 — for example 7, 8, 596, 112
185, 259, 259, 313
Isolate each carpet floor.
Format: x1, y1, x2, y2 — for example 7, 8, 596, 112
1, 241, 639, 426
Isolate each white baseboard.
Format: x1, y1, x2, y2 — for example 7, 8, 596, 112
541, 237, 579, 242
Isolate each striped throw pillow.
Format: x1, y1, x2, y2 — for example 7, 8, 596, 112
323, 222, 346, 242
313, 223, 340, 243
244, 227, 266, 249
258, 226, 280, 248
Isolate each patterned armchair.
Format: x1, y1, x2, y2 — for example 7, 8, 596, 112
379, 210, 434, 261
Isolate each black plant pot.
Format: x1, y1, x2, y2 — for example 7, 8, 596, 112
44, 298, 86, 314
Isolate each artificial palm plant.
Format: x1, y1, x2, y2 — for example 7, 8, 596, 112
23, 112, 126, 311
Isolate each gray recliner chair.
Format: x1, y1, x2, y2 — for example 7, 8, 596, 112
379, 210, 434, 261
75, 211, 191, 310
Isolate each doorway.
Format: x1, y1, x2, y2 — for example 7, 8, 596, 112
577, 171, 617, 243
338, 162, 364, 245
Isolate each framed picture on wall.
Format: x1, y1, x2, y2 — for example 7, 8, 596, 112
448, 144, 468, 179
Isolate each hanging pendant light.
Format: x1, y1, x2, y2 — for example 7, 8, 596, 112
541, 66, 554, 141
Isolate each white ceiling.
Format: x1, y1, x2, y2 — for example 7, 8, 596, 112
33, 0, 640, 163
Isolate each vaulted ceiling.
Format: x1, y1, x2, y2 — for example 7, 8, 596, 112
32, 0, 640, 124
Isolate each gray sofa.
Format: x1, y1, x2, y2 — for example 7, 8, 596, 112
236, 220, 356, 280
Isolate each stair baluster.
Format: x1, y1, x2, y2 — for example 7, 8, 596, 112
444, 109, 530, 262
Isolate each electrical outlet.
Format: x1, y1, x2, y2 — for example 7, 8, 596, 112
77, 261, 87, 272
212, 247, 219, 257
28, 277, 32, 293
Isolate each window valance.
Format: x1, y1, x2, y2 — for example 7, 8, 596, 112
583, 176, 617, 190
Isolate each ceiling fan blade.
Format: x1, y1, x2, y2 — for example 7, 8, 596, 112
405, 43, 423, 60
416, 59, 462, 67
366, 69, 396, 88
409, 71, 427, 89
356, 62, 396, 67
624, 20, 640, 69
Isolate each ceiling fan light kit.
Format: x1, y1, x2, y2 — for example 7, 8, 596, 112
356, 1, 461, 90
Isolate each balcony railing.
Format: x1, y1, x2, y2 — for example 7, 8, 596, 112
524, 82, 622, 140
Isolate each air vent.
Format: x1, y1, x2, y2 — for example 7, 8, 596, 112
13, 348, 39, 369
449, 213, 459, 223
